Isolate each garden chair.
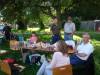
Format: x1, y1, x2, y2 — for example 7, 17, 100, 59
53, 65, 72, 75
21, 48, 30, 63
0, 59, 25, 75
0, 60, 11, 75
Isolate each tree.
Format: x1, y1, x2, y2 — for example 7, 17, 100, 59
0, 0, 73, 29
0, 0, 45, 30
0, 0, 100, 30
72, 0, 100, 20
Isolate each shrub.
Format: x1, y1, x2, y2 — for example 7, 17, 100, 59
73, 17, 81, 31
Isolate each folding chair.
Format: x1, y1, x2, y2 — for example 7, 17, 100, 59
0, 60, 11, 75
53, 65, 72, 75
21, 48, 30, 63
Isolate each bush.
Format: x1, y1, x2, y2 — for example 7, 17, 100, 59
73, 17, 81, 31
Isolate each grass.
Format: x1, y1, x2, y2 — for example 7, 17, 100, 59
0, 31, 100, 75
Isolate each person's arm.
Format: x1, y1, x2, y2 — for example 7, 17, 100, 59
75, 44, 87, 57
72, 23, 76, 34
75, 52, 87, 57
35, 36, 38, 43
46, 52, 57, 69
72, 41, 76, 50
64, 23, 66, 33
50, 25, 53, 35
50, 53, 57, 68
3, 26, 6, 32
51, 43, 58, 51
76, 45, 94, 57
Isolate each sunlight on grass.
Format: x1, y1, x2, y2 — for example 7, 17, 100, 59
27, 28, 39, 32
92, 39, 100, 46
73, 35, 82, 40
44, 28, 50, 32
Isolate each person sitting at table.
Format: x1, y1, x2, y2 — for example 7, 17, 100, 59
36, 40, 70, 75
70, 32, 94, 65
18, 33, 24, 49
29, 32, 38, 44
10, 32, 19, 50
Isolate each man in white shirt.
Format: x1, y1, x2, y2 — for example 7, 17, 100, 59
64, 16, 76, 40
70, 33, 94, 65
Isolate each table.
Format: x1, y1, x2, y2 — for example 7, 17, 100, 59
22, 47, 75, 54
21, 47, 74, 63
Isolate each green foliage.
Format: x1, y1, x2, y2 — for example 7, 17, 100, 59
73, 17, 81, 31
72, 0, 100, 20
0, 0, 74, 29
1, 0, 100, 29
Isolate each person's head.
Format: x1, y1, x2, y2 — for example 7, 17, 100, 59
55, 40, 68, 55
52, 16, 58, 24
31, 32, 37, 37
67, 16, 72, 23
82, 32, 90, 44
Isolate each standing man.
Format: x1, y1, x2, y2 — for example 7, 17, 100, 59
3, 23, 12, 40
50, 16, 61, 44
64, 16, 76, 40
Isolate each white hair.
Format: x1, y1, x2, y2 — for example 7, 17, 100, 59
83, 32, 90, 38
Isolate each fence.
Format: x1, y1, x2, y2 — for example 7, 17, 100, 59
80, 21, 96, 31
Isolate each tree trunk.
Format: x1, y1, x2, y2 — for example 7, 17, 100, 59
39, 18, 45, 30
55, 0, 62, 25
56, 8, 61, 25
55, 4, 62, 28
17, 20, 27, 30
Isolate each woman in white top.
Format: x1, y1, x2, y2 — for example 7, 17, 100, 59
37, 40, 70, 75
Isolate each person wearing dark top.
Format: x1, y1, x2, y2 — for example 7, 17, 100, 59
3, 24, 11, 40
50, 16, 61, 44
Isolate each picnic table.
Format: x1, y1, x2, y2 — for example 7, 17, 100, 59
21, 46, 74, 63
22, 46, 75, 54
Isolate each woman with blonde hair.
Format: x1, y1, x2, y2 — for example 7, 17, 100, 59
37, 40, 70, 75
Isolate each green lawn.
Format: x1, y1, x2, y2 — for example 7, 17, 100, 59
0, 32, 100, 75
